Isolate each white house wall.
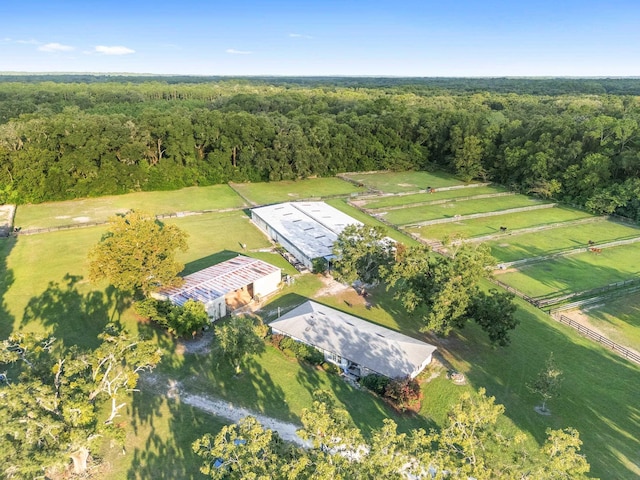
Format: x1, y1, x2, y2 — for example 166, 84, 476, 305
253, 270, 281, 298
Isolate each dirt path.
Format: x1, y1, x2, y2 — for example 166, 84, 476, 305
141, 373, 311, 447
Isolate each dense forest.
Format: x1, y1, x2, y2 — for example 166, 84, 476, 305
0, 77, 638, 220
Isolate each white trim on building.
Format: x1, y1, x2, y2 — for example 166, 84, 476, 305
251, 202, 362, 270
270, 300, 436, 379
155, 255, 281, 320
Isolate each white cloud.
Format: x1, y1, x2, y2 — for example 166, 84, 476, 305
289, 33, 312, 39
16, 39, 40, 45
226, 48, 252, 55
38, 42, 74, 52
95, 45, 135, 55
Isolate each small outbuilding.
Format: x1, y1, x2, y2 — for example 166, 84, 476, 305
251, 201, 362, 271
270, 300, 436, 379
155, 255, 281, 321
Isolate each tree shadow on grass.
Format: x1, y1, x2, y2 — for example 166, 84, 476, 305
0, 236, 16, 338
126, 390, 223, 480
181, 249, 241, 276
21, 273, 129, 349
442, 301, 640, 479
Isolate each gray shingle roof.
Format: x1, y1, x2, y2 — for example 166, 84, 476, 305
270, 300, 436, 379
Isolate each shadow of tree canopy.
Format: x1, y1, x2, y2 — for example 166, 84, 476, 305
0, 236, 16, 338
21, 273, 129, 349
441, 299, 640, 479
181, 249, 241, 276
127, 389, 222, 479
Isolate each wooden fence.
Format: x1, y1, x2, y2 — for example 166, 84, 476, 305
404, 203, 557, 228
557, 315, 640, 365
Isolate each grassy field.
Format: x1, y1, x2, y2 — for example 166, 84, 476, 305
0, 210, 285, 341
408, 206, 594, 242
229, 177, 366, 205
382, 194, 550, 226
567, 293, 640, 353
342, 170, 467, 193
488, 219, 640, 263
3, 180, 640, 478
497, 242, 640, 298
14, 184, 246, 230
357, 185, 509, 210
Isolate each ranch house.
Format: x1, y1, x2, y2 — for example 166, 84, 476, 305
270, 300, 437, 379
251, 201, 362, 271
155, 255, 281, 321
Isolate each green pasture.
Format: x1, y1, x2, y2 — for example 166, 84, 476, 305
0, 210, 285, 341
497, 242, 640, 298
14, 184, 246, 230
342, 170, 466, 193
408, 206, 593, 242
229, 177, 366, 206
488, 219, 640, 263
358, 185, 509, 210
574, 292, 640, 353
447, 292, 640, 480
383, 194, 550, 226
2, 184, 640, 478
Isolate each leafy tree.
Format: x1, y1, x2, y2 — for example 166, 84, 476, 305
467, 288, 519, 346
85, 323, 162, 424
528, 352, 563, 414
192, 416, 304, 479
0, 326, 161, 477
88, 210, 189, 297
332, 224, 396, 285
195, 388, 592, 479
384, 377, 422, 412
383, 243, 499, 336
135, 298, 209, 337
214, 316, 264, 374
537, 427, 590, 479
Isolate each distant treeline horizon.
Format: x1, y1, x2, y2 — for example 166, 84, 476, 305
0, 78, 638, 221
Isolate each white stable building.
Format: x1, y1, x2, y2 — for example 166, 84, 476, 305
270, 300, 437, 379
156, 256, 281, 321
251, 202, 362, 270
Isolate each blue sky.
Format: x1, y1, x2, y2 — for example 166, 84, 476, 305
1, 0, 638, 76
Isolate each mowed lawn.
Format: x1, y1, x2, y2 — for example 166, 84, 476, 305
0, 210, 283, 342
497, 242, 640, 298
488, 219, 640, 263
3, 181, 640, 478
445, 293, 640, 480
383, 194, 550, 226
14, 184, 246, 230
576, 292, 640, 353
408, 206, 593, 242
359, 184, 509, 210
342, 170, 466, 193
229, 177, 366, 205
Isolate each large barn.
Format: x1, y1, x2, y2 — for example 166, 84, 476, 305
155, 256, 281, 320
251, 201, 362, 270
270, 300, 437, 379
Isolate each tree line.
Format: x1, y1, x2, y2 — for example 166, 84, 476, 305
0, 80, 638, 220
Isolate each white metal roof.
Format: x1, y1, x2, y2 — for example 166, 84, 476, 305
270, 300, 436, 379
251, 202, 362, 261
158, 256, 280, 306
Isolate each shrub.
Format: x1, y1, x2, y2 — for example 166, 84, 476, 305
270, 333, 286, 349
278, 337, 324, 365
384, 377, 422, 412
359, 374, 390, 396
321, 362, 342, 375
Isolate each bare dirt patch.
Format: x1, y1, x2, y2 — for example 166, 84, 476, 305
397, 183, 416, 187
73, 216, 91, 223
